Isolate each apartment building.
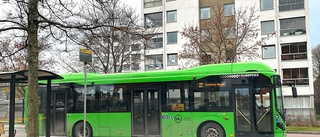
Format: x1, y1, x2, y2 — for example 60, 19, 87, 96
141, 0, 314, 116
252, 0, 314, 116
141, 0, 199, 71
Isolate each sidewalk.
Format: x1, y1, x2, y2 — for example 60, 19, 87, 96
2, 123, 25, 137
2, 124, 67, 137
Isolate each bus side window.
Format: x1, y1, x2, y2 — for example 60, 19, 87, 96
165, 82, 189, 112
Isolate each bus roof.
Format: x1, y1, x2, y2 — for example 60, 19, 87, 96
47, 62, 276, 85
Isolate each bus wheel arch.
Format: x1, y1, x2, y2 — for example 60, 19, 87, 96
197, 121, 225, 137
72, 121, 93, 137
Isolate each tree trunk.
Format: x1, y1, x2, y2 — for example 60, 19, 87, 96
27, 0, 39, 137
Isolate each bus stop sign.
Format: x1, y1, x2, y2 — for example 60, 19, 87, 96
79, 49, 92, 63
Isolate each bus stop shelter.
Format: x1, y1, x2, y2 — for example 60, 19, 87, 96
0, 70, 63, 137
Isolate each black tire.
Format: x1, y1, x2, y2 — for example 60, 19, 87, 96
72, 122, 92, 137
199, 122, 225, 137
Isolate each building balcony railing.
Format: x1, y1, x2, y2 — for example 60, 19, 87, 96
281, 53, 307, 60
283, 78, 309, 85
145, 63, 163, 70
147, 42, 163, 49
280, 28, 306, 36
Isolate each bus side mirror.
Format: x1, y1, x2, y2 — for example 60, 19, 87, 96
292, 87, 297, 98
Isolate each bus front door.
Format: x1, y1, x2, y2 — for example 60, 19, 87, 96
132, 88, 161, 137
234, 86, 273, 137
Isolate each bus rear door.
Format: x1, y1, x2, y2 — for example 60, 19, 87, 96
50, 91, 68, 136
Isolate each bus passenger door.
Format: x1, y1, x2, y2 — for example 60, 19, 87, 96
234, 87, 252, 136
234, 86, 273, 137
51, 92, 67, 136
132, 88, 161, 137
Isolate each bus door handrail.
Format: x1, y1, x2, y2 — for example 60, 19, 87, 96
236, 109, 251, 124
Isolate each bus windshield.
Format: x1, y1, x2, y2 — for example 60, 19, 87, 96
275, 85, 285, 117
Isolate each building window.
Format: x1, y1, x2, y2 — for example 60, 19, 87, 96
131, 44, 140, 51
200, 54, 211, 65
144, 0, 162, 8
167, 32, 178, 44
131, 54, 141, 62
224, 27, 236, 39
167, 53, 178, 65
226, 48, 235, 62
132, 63, 140, 71
144, 12, 163, 28
280, 17, 305, 36
167, 10, 177, 23
200, 30, 210, 42
224, 4, 235, 16
261, 20, 275, 34
282, 68, 309, 85
124, 45, 131, 52
260, 0, 274, 10
281, 42, 307, 60
279, 0, 304, 11
147, 34, 163, 49
123, 64, 130, 71
262, 45, 276, 59
145, 54, 163, 70
200, 7, 210, 19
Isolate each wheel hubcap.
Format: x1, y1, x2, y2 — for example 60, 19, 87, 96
205, 127, 219, 137
77, 126, 89, 137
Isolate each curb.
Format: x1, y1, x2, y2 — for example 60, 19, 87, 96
287, 131, 320, 134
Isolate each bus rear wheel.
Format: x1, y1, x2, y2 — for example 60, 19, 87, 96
73, 122, 92, 137
199, 122, 225, 137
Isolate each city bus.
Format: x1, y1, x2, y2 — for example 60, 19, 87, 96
33, 62, 295, 137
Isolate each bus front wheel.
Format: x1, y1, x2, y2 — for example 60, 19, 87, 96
73, 122, 92, 137
199, 122, 225, 137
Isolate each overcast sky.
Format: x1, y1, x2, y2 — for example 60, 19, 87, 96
123, 0, 320, 47
309, 0, 320, 47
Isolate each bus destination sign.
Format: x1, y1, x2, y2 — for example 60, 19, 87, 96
198, 82, 226, 88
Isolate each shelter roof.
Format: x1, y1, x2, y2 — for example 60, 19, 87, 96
0, 70, 63, 83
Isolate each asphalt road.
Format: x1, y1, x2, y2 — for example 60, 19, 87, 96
7, 129, 320, 137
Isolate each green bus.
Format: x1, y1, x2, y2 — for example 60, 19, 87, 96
33, 62, 295, 137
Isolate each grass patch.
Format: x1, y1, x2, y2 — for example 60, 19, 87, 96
316, 114, 320, 121
287, 126, 320, 132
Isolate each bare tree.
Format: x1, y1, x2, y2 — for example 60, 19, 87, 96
0, 37, 54, 100
79, 0, 142, 73
180, 4, 274, 67
312, 44, 320, 114
0, 37, 54, 71
312, 44, 320, 78
0, 0, 128, 136
52, 0, 160, 73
